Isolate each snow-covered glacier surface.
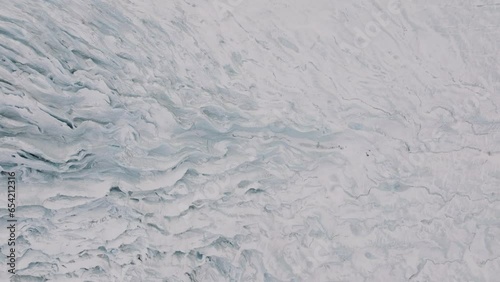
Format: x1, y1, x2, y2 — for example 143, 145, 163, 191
0, 0, 499, 281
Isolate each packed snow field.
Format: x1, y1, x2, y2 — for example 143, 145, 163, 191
0, 0, 499, 281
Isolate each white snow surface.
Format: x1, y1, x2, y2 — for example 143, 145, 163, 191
0, 0, 499, 281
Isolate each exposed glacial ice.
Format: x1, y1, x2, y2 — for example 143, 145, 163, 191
0, 0, 499, 281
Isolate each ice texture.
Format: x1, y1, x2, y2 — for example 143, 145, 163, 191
0, 0, 499, 281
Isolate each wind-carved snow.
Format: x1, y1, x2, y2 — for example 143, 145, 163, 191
0, 0, 499, 281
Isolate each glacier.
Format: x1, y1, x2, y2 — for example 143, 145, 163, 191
0, 0, 499, 281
